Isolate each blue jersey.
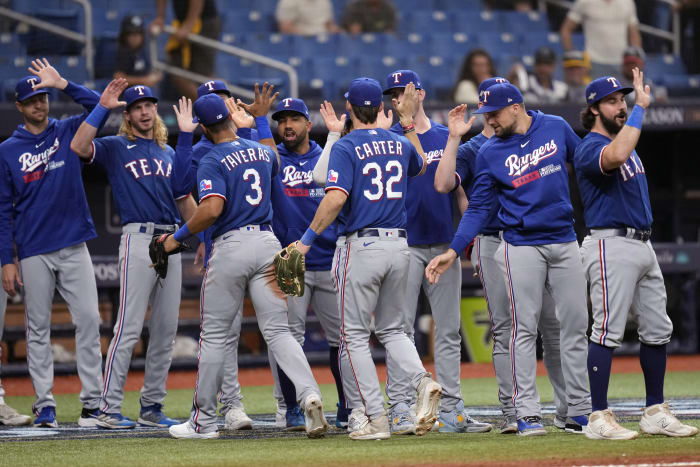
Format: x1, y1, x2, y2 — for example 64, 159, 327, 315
271, 141, 337, 270
574, 131, 652, 230
325, 128, 425, 234
197, 138, 278, 239
389, 121, 454, 246
450, 111, 581, 253
0, 82, 100, 265
455, 133, 501, 235
91, 132, 193, 225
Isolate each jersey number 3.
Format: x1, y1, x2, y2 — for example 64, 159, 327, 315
362, 161, 403, 201
243, 168, 262, 205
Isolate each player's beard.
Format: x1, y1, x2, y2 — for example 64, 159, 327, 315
281, 127, 307, 152
600, 110, 626, 135
495, 122, 516, 139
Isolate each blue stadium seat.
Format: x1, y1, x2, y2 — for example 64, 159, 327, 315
385, 33, 431, 59
477, 32, 521, 57
501, 11, 550, 33
358, 56, 407, 83
222, 11, 274, 34
95, 33, 119, 79
244, 33, 296, 58
93, 8, 122, 37
25, 8, 82, 55
405, 10, 451, 33
436, 0, 482, 10
452, 10, 504, 35
337, 33, 388, 57
309, 56, 359, 100
430, 32, 476, 58
646, 54, 687, 81
0, 33, 24, 57
407, 55, 456, 97
662, 74, 700, 98
519, 31, 564, 56
295, 34, 338, 58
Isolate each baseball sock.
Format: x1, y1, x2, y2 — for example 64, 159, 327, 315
277, 367, 298, 410
329, 346, 346, 408
639, 342, 666, 407
588, 342, 614, 412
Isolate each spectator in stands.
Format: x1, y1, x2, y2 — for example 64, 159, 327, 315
560, 0, 642, 79
276, 0, 340, 35
341, 0, 397, 34
522, 46, 568, 103
619, 46, 668, 103
114, 15, 163, 88
453, 48, 496, 104
151, 0, 221, 100
562, 50, 591, 103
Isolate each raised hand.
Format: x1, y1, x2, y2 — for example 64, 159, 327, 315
425, 250, 458, 285
28, 58, 68, 90
236, 82, 279, 118
632, 67, 651, 109
225, 97, 254, 129
392, 82, 419, 125
447, 104, 476, 138
173, 96, 198, 132
99, 78, 129, 109
376, 108, 394, 130
320, 101, 346, 133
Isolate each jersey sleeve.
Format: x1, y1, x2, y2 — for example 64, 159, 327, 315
574, 136, 610, 178
406, 140, 425, 178
236, 127, 259, 141
197, 157, 227, 202
90, 136, 116, 169
325, 140, 353, 196
0, 156, 14, 265
455, 141, 474, 190
171, 131, 194, 199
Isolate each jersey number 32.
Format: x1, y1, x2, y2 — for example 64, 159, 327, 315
362, 161, 403, 201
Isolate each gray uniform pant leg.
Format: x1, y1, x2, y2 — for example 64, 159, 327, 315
0, 286, 6, 398
21, 244, 103, 412
538, 290, 568, 419
220, 303, 244, 412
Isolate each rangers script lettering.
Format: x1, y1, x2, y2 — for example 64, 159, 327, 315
19, 138, 60, 172
505, 139, 558, 177
281, 165, 313, 187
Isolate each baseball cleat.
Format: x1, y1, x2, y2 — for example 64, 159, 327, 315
389, 402, 416, 435
303, 394, 328, 438
565, 415, 589, 434
34, 406, 58, 428
348, 407, 369, 432
96, 412, 136, 429
414, 376, 442, 436
77, 407, 102, 428
553, 415, 567, 430
224, 406, 253, 430
274, 403, 286, 428
584, 409, 638, 440
517, 416, 547, 436
138, 403, 178, 427
335, 403, 350, 429
438, 401, 492, 433
349, 413, 390, 440
639, 402, 698, 438
284, 405, 306, 431
500, 415, 518, 434
169, 420, 219, 439
0, 403, 32, 426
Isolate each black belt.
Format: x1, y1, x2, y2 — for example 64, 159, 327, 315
357, 228, 407, 238
481, 232, 500, 238
598, 228, 652, 242
139, 225, 176, 235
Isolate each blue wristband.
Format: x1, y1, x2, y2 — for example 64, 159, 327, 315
173, 223, 192, 243
85, 104, 109, 129
300, 228, 318, 247
625, 105, 644, 130
196, 231, 205, 243
254, 116, 273, 140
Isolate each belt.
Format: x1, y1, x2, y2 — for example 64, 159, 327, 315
238, 224, 272, 232
481, 232, 500, 238
591, 227, 652, 242
139, 225, 176, 235
357, 228, 407, 238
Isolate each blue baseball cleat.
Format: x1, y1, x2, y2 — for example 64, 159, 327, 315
34, 406, 58, 428
96, 412, 137, 429
517, 416, 547, 436
138, 403, 179, 427
336, 403, 350, 429
285, 405, 306, 431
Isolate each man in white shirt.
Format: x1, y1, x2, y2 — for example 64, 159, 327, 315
276, 0, 339, 35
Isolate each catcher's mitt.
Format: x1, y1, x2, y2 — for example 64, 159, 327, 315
273, 243, 306, 297
149, 234, 189, 279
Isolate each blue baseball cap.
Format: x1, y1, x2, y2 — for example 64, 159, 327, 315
271, 97, 310, 121
193, 93, 230, 126
197, 80, 231, 98
15, 75, 48, 102
585, 76, 634, 105
123, 85, 158, 109
383, 69, 423, 95
344, 77, 382, 108
473, 83, 523, 114
478, 77, 510, 103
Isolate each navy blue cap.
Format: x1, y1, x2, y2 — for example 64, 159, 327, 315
271, 97, 310, 121
585, 76, 634, 105
15, 75, 48, 102
383, 69, 423, 95
197, 80, 231, 99
473, 83, 523, 114
345, 77, 382, 108
478, 77, 509, 103
123, 85, 158, 109
193, 93, 229, 126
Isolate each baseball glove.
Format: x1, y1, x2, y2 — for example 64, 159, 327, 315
149, 234, 189, 279
273, 243, 306, 297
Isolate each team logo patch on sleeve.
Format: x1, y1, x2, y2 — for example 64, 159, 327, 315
328, 170, 338, 183
200, 179, 213, 191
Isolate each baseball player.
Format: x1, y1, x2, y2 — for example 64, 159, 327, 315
0, 287, 32, 426
382, 70, 492, 434
434, 77, 576, 434
70, 81, 197, 429
0, 59, 106, 428
426, 83, 591, 436
162, 85, 328, 439
293, 77, 442, 440
575, 71, 697, 439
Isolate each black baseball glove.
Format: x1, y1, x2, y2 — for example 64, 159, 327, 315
148, 234, 189, 279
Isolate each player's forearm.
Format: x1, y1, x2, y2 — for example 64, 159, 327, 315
313, 131, 340, 186
435, 135, 461, 193
70, 121, 99, 159
63, 81, 100, 112
403, 130, 427, 176
449, 175, 493, 253
601, 106, 644, 171
176, 194, 196, 222
304, 190, 346, 243
455, 185, 468, 214
172, 131, 194, 194
181, 198, 222, 236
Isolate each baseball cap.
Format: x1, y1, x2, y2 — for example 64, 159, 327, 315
193, 93, 230, 126
478, 77, 509, 104
534, 46, 556, 65
585, 76, 634, 105
344, 77, 382, 108
15, 75, 48, 102
382, 69, 423, 95
120, 15, 144, 34
123, 85, 158, 109
563, 50, 590, 69
623, 46, 646, 64
197, 80, 231, 98
271, 97, 310, 121
473, 83, 523, 114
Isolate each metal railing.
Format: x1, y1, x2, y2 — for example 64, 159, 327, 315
149, 24, 299, 100
0, 0, 93, 79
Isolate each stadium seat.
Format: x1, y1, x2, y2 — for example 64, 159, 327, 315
244, 33, 296, 58
501, 11, 550, 33
452, 10, 504, 35
646, 54, 687, 82
406, 10, 451, 33
337, 33, 387, 57
430, 32, 476, 59
519, 31, 564, 56
662, 74, 700, 98
477, 32, 521, 57
295, 34, 338, 58
94, 33, 119, 79
385, 33, 431, 59
24, 8, 82, 55
309, 56, 359, 100
358, 56, 407, 82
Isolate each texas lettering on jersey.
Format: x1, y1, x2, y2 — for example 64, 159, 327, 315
123, 157, 173, 179
619, 152, 646, 181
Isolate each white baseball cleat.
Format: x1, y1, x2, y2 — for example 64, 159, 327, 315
348, 407, 369, 432
274, 403, 286, 428
224, 406, 253, 430
639, 402, 698, 437
303, 394, 328, 438
584, 409, 638, 440
414, 376, 442, 436
349, 413, 390, 440
0, 403, 32, 426
169, 421, 219, 439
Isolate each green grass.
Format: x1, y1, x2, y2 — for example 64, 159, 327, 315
2, 372, 700, 466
